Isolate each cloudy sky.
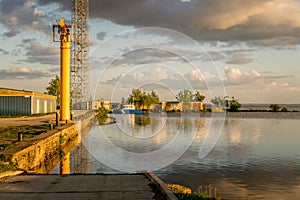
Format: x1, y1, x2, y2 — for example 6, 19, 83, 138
0, 0, 300, 103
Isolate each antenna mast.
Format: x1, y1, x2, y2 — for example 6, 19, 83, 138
71, 0, 90, 109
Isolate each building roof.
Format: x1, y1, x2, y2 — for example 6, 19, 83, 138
0, 87, 56, 100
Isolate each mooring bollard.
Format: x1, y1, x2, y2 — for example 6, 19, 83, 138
18, 133, 23, 142
56, 112, 59, 126
49, 124, 53, 130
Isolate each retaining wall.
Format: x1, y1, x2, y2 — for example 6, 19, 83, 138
1, 112, 95, 173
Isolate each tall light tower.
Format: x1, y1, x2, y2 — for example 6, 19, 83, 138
71, 0, 90, 110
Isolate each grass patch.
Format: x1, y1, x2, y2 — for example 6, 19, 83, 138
0, 124, 50, 140
0, 144, 14, 151
0, 161, 18, 172
0, 155, 18, 172
0, 124, 51, 153
167, 184, 221, 200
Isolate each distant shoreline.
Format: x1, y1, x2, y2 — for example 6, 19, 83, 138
222, 111, 300, 119
163, 111, 300, 119
239, 103, 300, 111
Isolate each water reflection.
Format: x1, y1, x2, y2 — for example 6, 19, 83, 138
50, 114, 300, 199
60, 152, 70, 174
134, 115, 151, 126
32, 131, 80, 174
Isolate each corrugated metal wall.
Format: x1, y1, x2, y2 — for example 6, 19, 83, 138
32, 97, 56, 114
0, 96, 56, 115
0, 96, 31, 115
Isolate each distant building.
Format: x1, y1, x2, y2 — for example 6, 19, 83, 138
182, 102, 204, 112
204, 103, 225, 112
164, 101, 204, 112
165, 101, 183, 112
72, 101, 92, 110
0, 87, 56, 115
92, 100, 111, 111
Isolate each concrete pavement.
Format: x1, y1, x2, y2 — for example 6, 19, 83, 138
0, 172, 177, 200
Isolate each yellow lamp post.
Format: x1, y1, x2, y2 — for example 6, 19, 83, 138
53, 19, 72, 121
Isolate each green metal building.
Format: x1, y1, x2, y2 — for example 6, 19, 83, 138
0, 88, 56, 115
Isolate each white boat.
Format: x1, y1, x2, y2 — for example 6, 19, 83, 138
122, 104, 143, 114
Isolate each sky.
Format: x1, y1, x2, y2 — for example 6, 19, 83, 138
0, 0, 300, 103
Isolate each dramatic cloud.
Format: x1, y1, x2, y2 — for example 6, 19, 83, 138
15, 42, 60, 65
25, 42, 59, 56
0, 67, 55, 79
112, 48, 183, 67
3, 29, 19, 38
22, 38, 36, 44
38, 0, 300, 47
0, 48, 9, 55
226, 54, 253, 65
0, 0, 48, 37
208, 49, 254, 64
96, 31, 106, 40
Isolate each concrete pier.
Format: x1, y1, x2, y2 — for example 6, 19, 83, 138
0, 111, 177, 199
0, 172, 177, 200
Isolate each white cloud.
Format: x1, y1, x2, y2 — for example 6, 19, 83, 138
222, 67, 299, 96
0, 67, 55, 80
282, 83, 299, 91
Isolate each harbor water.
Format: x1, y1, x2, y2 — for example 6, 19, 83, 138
52, 113, 300, 199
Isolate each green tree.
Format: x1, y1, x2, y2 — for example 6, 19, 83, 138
121, 97, 126, 104
128, 89, 160, 109
144, 91, 160, 109
210, 96, 228, 108
229, 96, 241, 112
150, 91, 160, 105
270, 104, 281, 112
46, 75, 60, 104
176, 90, 193, 102
193, 91, 205, 102
128, 88, 143, 108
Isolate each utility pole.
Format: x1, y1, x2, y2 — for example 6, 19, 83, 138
53, 19, 72, 121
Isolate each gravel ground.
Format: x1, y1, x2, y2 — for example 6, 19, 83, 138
0, 114, 56, 127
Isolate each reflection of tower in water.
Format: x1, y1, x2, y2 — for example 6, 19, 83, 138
72, 142, 89, 173
71, 118, 96, 173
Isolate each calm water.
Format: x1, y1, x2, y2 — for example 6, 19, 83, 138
52, 113, 300, 199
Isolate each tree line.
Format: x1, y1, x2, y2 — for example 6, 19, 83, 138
45, 76, 243, 112
46, 76, 295, 113
127, 89, 160, 109
126, 88, 242, 112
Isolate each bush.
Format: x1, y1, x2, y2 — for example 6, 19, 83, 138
97, 107, 109, 125
269, 104, 281, 112
167, 184, 221, 200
